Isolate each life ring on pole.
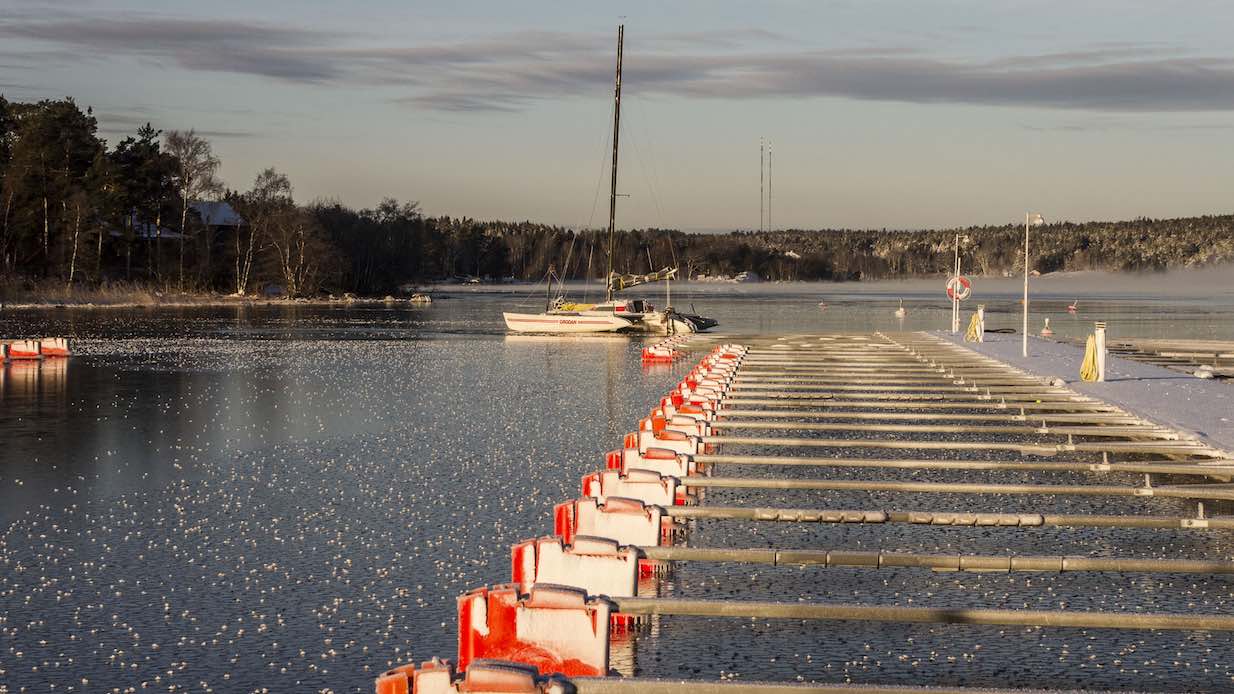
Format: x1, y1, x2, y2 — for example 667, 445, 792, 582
946, 276, 972, 301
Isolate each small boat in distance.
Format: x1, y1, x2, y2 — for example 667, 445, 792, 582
1067, 300, 1079, 313
894, 299, 907, 319
409, 293, 432, 304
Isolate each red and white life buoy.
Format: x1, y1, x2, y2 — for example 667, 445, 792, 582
946, 275, 972, 301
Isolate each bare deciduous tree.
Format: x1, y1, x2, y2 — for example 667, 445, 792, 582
268, 207, 332, 297
233, 168, 291, 295
165, 129, 221, 290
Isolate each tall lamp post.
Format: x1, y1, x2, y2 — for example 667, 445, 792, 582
1023, 213, 1045, 357
950, 234, 969, 334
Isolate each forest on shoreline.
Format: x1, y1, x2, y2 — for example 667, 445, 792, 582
3, 97, 1233, 299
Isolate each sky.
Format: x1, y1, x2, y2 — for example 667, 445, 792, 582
3, 0, 1234, 231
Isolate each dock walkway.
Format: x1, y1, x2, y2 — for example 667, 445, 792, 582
375, 331, 1234, 694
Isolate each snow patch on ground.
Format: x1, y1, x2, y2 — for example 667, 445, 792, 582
937, 332, 1234, 455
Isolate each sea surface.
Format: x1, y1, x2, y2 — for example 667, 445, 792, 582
2, 272, 1233, 692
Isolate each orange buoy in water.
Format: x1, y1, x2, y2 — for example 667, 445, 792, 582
4, 340, 43, 360
39, 337, 71, 358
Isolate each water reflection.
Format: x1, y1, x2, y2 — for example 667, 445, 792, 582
2, 357, 68, 400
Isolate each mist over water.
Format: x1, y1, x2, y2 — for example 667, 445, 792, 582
499, 265, 1234, 341
1, 269, 1233, 691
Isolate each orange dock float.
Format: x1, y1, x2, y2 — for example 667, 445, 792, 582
2, 338, 71, 361
3, 339, 44, 360
640, 335, 689, 363
39, 337, 72, 358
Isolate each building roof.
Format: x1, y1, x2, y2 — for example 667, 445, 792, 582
191, 201, 244, 227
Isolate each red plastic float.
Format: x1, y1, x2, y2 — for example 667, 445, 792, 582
4, 340, 43, 360
553, 497, 664, 547
376, 659, 554, 694
511, 536, 638, 598
457, 584, 612, 677
581, 468, 678, 507
39, 338, 71, 358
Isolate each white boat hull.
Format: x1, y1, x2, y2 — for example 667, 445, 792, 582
503, 312, 635, 333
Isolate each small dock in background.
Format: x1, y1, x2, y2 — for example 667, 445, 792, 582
938, 331, 1234, 455
374, 332, 1234, 694
1104, 338, 1234, 378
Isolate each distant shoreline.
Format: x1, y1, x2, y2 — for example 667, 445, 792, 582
3, 264, 1231, 311
0, 290, 428, 311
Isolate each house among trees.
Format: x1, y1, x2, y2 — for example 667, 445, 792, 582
114, 201, 242, 241
191, 201, 244, 233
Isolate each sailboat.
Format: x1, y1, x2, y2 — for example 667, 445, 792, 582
503, 26, 640, 334
504, 265, 639, 333
503, 25, 716, 335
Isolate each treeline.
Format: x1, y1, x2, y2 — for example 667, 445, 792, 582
0, 96, 343, 296
731, 219, 1234, 280
3, 96, 1232, 297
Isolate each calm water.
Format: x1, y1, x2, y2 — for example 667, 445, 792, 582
2, 274, 1233, 692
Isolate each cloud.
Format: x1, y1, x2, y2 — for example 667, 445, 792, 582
5, 12, 1234, 113
92, 107, 256, 140
1021, 119, 1234, 133
1, 14, 342, 81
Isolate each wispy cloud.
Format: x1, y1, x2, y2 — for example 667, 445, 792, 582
1021, 119, 1234, 133
91, 107, 256, 140
5, 12, 1234, 113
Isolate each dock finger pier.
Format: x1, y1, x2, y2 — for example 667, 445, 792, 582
373, 332, 1234, 693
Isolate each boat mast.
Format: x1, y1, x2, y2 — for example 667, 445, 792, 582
605, 24, 624, 302
759, 138, 764, 232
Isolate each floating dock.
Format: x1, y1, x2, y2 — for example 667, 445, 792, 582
1105, 338, 1234, 379
1, 337, 71, 361
374, 331, 1234, 693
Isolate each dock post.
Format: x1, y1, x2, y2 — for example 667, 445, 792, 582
1095, 321, 1107, 382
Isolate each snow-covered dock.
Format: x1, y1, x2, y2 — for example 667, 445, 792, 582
374, 331, 1234, 693
939, 331, 1234, 455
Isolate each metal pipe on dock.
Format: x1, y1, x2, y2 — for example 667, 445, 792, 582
725, 391, 1093, 403
722, 397, 1119, 412
665, 505, 1230, 530
708, 420, 1178, 439
610, 596, 1234, 631
729, 384, 1072, 395
683, 476, 1234, 501
573, 678, 1130, 694
702, 435, 1218, 457
694, 453, 1234, 477
717, 409, 1144, 425
732, 373, 1048, 384
639, 545, 1234, 575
